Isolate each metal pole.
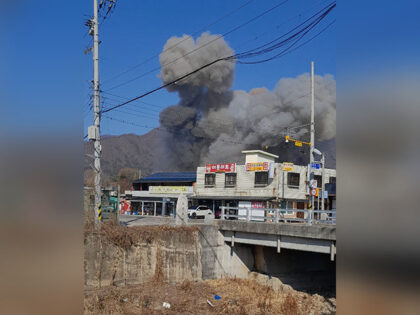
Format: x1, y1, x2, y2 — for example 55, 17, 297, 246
282, 167, 285, 205
117, 184, 120, 223
309, 62, 315, 222
310, 61, 315, 164
321, 154, 325, 211
317, 188, 320, 210
93, 0, 101, 229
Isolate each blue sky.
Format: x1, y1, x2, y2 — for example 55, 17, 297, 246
0, 0, 336, 137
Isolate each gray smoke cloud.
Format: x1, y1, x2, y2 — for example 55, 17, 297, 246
157, 32, 336, 170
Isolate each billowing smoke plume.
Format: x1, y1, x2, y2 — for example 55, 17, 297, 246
156, 32, 335, 171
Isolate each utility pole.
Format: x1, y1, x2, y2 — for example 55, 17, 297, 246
321, 153, 325, 210
309, 61, 315, 216
92, 0, 101, 229
117, 184, 120, 223
310, 61, 315, 165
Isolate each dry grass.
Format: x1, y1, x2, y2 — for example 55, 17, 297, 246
85, 220, 198, 249
84, 278, 336, 315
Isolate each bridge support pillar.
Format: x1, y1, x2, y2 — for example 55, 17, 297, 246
330, 242, 335, 261
254, 245, 268, 274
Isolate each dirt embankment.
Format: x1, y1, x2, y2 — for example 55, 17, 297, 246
84, 278, 336, 314
84, 222, 336, 314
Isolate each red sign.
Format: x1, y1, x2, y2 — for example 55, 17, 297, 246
206, 163, 236, 173
251, 201, 265, 208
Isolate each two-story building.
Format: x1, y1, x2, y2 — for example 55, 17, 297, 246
194, 150, 336, 215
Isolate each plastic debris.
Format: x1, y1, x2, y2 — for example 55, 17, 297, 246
214, 294, 222, 300
207, 300, 214, 307
122, 298, 128, 302
162, 302, 171, 309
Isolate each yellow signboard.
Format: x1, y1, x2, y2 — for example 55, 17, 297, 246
246, 162, 269, 171
149, 186, 189, 194
295, 141, 303, 147
282, 162, 294, 171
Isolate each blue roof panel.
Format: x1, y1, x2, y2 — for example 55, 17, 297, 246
134, 172, 196, 183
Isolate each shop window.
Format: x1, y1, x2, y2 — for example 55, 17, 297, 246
255, 172, 268, 186
205, 174, 215, 186
225, 173, 236, 187
287, 173, 300, 188
329, 176, 336, 184
314, 175, 322, 188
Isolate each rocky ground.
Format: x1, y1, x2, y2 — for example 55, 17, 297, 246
84, 278, 336, 314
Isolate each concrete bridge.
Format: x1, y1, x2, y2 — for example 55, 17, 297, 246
119, 214, 336, 260
215, 220, 336, 261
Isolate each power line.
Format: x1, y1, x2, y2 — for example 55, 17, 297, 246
228, 0, 332, 54
101, 0, 255, 85
104, 0, 289, 91
103, 115, 270, 147
101, 91, 167, 109
102, 2, 335, 114
102, 0, 330, 90
227, 2, 335, 62
102, 114, 310, 148
235, 5, 336, 64
103, 92, 314, 138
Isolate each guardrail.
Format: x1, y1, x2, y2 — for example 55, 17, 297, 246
220, 206, 336, 225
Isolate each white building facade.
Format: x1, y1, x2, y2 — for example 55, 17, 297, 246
194, 150, 336, 212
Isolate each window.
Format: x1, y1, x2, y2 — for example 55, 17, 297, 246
329, 176, 336, 184
225, 173, 236, 187
314, 175, 322, 188
205, 174, 215, 186
287, 173, 300, 188
255, 172, 268, 186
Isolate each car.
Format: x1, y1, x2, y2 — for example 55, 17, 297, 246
188, 205, 213, 219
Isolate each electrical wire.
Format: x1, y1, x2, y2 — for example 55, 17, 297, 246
104, 0, 289, 91
101, 0, 255, 85
102, 2, 335, 114
102, 115, 290, 147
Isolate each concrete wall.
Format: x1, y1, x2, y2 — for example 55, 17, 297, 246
84, 228, 202, 288
85, 225, 335, 292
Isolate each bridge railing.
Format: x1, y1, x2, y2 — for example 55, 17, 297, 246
220, 206, 336, 225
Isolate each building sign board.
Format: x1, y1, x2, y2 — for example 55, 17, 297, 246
282, 162, 294, 171
310, 179, 318, 188
205, 163, 236, 173
246, 162, 269, 171
311, 163, 321, 169
149, 186, 190, 194
251, 201, 265, 208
